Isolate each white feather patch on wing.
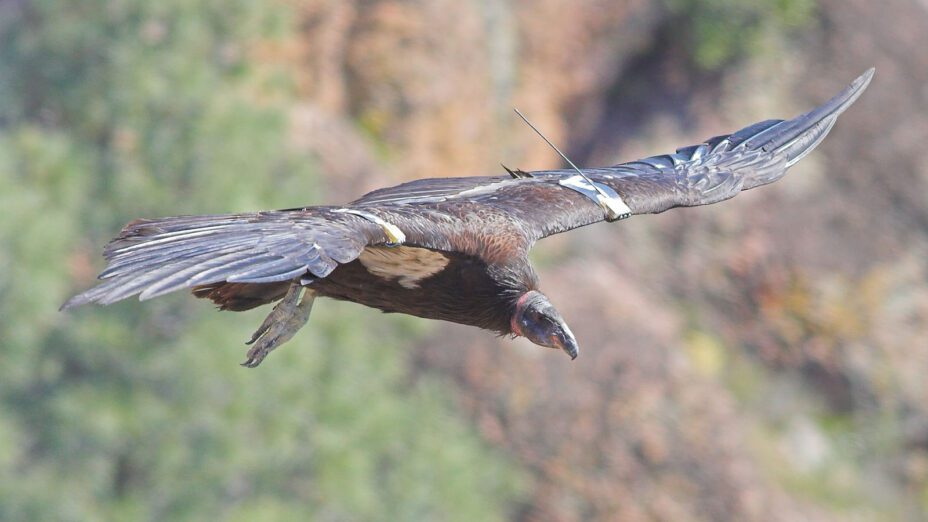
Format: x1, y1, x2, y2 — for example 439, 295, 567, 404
358, 246, 449, 289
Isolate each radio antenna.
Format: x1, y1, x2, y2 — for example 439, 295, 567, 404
512, 108, 609, 201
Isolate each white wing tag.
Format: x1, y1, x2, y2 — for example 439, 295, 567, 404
558, 175, 632, 222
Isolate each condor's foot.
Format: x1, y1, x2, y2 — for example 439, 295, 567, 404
241, 283, 315, 368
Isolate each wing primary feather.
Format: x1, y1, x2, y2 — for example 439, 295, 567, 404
745, 68, 873, 154
64, 210, 383, 308
136, 252, 269, 301
227, 266, 309, 284
101, 238, 259, 279
783, 115, 838, 168
186, 251, 314, 286
131, 252, 279, 302
225, 257, 305, 282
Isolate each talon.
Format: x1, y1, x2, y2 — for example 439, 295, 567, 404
246, 304, 285, 345
246, 283, 303, 345
245, 323, 269, 345
241, 283, 314, 368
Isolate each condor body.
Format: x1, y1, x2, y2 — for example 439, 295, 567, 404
64, 70, 874, 366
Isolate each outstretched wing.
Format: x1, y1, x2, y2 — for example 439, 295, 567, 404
62, 209, 393, 308
64, 70, 872, 309
349, 69, 873, 245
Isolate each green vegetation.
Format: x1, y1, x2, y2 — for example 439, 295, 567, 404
0, 1, 525, 519
666, 0, 817, 70
684, 322, 904, 516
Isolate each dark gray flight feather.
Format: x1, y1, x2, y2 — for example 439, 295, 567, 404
62, 210, 388, 309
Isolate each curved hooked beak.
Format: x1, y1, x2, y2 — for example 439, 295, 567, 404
551, 321, 579, 360
512, 291, 580, 360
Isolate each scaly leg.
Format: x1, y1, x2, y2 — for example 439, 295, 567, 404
241, 282, 315, 368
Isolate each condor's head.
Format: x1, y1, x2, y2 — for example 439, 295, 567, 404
510, 290, 579, 360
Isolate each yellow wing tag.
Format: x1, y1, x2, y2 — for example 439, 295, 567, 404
333, 208, 406, 246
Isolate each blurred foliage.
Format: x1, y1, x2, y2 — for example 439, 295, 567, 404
1, 0, 924, 519
0, 0, 525, 519
665, 0, 817, 70
707, 329, 885, 516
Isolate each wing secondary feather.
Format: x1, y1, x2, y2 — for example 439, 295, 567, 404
62, 209, 389, 308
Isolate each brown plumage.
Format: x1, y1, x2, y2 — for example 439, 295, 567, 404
191, 281, 290, 311
62, 70, 873, 366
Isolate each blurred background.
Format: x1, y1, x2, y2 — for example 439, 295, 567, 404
1, 0, 926, 520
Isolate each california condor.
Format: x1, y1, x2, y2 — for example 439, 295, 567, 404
62, 70, 873, 367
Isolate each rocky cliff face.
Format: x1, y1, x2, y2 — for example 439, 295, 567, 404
285, 1, 928, 519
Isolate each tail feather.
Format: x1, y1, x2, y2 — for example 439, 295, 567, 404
191, 281, 291, 311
